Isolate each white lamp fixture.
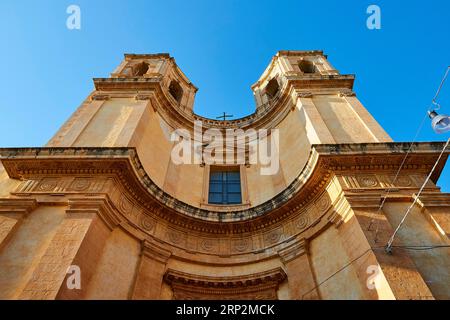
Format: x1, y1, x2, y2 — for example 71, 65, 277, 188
428, 110, 450, 134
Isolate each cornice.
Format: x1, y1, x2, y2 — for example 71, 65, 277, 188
93, 77, 162, 91
0, 198, 37, 214
141, 240, 172, 263
277, 50, 324, 57
92, 64, 353, 134
164, 267, 286, 288
124, 53, 171, 60
278, 238, 308, 263
0, 142, 447, 233
164, 267, 286, 299
288, 74, 354, 89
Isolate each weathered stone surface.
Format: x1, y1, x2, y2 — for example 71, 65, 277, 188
0, 51, 448, 300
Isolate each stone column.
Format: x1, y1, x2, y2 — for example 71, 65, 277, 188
279, 239, 320, 300
131, 240, 171, 299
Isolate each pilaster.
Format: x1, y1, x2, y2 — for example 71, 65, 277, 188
345, 193, 435, 300
278, 238, 319, 299
131, 240, 172, 299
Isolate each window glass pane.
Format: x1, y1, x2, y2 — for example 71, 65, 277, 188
210, 172, 223, 181
227, 182, 241, 193
209, 169, 242, 205
209, 182, 223, 193
208, 193, 223, 204
227, 193, 242, 204
227, 172, 240, 181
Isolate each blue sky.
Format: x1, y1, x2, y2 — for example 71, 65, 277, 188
0, 0, 449, 190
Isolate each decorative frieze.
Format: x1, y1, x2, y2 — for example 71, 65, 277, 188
14, 177, 109, 195
263, 227, 284, 246
0, 142, 447, 262
231, 238, 252, 253
341, 174, 424, 190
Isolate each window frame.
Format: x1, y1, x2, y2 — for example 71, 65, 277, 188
201, 165, 249, 208
208, 169, 242, 205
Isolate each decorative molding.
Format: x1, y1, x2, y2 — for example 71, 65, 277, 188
294, 214, 310, 231
297, 92, 313, 98
278, 238, 308, 263
231, 238, 252, 253
91, 94, 110, 101
164, 267, 286, 300
339, 89, 356, 97
327, 195, 352, 228
66, 197, 121, 231
135, 94, 152, 100
0, 143, 446, 235
341, 173, 422, 190
0, 143, 447, 262
0, 198, 38, 214
263, 228, 283, 246
141, 240, 171, 264
139, 215, 156, 233
415, 192, 450, 208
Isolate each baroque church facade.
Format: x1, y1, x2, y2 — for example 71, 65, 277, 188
0, 51, 449, 299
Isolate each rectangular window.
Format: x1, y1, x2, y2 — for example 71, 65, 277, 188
208, 168, 242, 205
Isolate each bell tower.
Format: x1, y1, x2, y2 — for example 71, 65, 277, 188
251, 50, 392, 144
47, 53, 198, 148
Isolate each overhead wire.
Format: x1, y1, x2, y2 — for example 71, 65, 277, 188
301, 244, 450, 298
311, 68, 450, 296
386, 138, 450, 252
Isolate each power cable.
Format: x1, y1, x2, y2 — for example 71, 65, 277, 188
431, 66, 450, 111
385, 137, 450, 253
367, 112, 428, 243
301, 244, 450, 298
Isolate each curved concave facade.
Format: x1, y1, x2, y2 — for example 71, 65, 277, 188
0, 50, 449, 300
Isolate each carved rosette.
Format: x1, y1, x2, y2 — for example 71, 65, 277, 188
357, 175, 379, 188
231, 238, 251, 253
36, 178, 59, 192
263, 229, 283, 246
166, 230, 187, 246
295, 215, 309, 231
68, 178, 91, 191
199, 238, 219, 253
140, 215, 156, 233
